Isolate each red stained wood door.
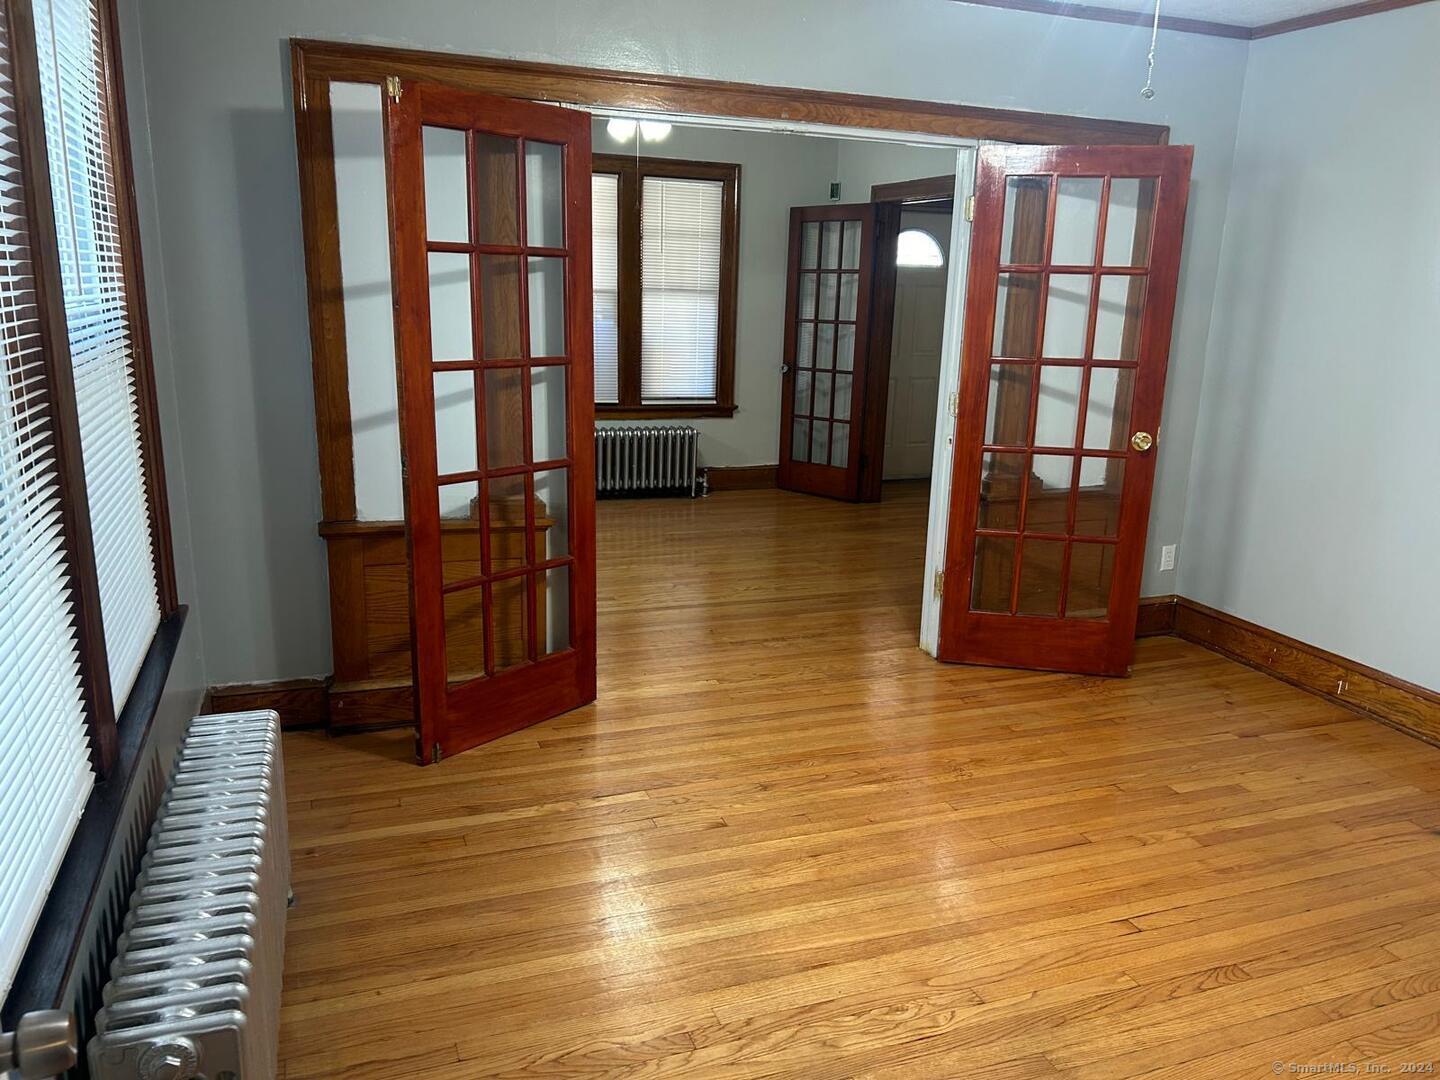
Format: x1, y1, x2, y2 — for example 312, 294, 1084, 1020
939, 144, 1193, 676
777, 203, 900, 502
387, 82, 596, 762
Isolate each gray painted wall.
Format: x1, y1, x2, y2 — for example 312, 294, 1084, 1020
124, 0, 1249, 684
1180, 5, 1440, 691
834, 140, 958, 205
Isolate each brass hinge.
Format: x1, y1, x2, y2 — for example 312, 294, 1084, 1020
947, 390, 959, 418
963, 194, 975, 222
385, 75, 402, 103
933, 569, 946, 598
431, 741, 442, 764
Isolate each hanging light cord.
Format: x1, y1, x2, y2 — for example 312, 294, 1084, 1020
1141, 0, 1161, 98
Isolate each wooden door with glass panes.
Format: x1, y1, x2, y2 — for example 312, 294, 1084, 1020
386, 82, 596, 763
777, 203, 899, 502
939, 144, 1193, 676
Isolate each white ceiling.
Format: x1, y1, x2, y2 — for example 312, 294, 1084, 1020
1015, 0, 1377, 29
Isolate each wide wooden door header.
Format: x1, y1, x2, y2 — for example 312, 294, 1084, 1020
293, 39, 1169, 146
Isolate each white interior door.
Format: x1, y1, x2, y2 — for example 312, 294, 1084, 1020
884, 209, 952, 480
919, 147, 977, 655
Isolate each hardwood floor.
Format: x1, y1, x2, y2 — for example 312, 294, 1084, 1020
279, 482, 1440, 1079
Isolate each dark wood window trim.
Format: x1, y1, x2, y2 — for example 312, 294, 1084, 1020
291, 37, 1167, 527
3, 0, 182, 775
7, 0, 118, 772
99, 0, 178, 615
593, 153, 739, 418
1, 0, 188, 1034
23, 0, 179, 773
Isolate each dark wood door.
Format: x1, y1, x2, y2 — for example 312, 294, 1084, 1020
387, 82, 596, 762
939, 144, 1193, 675
777, 203, 900, 502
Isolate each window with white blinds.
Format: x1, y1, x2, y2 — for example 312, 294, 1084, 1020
591, 172, 620, 404
589, 156, 736, 413
640, 175, 722, 403
0, 1, 94, 1001
34, 0, 159, 708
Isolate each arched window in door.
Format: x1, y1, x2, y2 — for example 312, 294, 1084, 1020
896, 228, 944, 268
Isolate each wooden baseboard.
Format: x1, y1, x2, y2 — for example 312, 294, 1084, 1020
1172, 597, 1440, 748
204, 677, 330, 730
1136, 594, 1178, 637
203, 677, 412, 733
705, 464, 778, 491
328, 681, 415, 731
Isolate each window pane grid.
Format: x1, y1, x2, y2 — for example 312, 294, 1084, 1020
973, 169, 1157, 621
429, 124, 577, 681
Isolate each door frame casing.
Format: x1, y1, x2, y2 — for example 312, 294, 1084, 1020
293, 38, 1168, 526
290, 39, 1170, 718
917, 149, 976, 656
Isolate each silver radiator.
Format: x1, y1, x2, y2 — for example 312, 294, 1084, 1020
595, 425, 703, 497
87, 710, 289, 1080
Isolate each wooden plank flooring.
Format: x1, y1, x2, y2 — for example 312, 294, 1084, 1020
279, 482, 1440, 1078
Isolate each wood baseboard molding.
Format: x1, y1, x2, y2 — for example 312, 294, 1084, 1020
203, 677, 414, 733
328, 680, 415, 731
705, 464, 778, 491
1172, 597, 1440, 747
1136, 594, 1178, 637
204, 677, 330, 730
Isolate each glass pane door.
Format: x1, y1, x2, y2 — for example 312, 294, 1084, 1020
389, 82, 596, 762
778, 203, 898, 502
940, 144, 1193, 676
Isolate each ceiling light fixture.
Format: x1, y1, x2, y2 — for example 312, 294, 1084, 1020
1141, 0, 1161, 99
606, 117, 638, 141
639, 120, 673, 142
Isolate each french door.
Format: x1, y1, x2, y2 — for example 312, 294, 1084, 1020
777, 203, 900, 502
939, 144, 1193, 675
387, 82, 596, 762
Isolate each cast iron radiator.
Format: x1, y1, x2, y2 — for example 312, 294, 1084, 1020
87, 710, 289, 1080
595, 425, 704, 497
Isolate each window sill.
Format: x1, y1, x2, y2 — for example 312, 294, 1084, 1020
3, 608, 188, 1028
596, 404, 738, 420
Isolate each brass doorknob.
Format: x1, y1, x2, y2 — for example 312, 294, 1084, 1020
1130, 431, 1154, 452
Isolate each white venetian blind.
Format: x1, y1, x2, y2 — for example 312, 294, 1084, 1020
34, 0, 159, 708
591, 172, 619, 404
0, 0, 94, 1001
640, 175, 722, 402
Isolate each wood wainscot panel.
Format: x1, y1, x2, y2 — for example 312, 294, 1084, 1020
319, 496, 554, 730
1135, 595, 1178, 637
705, 465, 778, 491
203, 677, 330, 730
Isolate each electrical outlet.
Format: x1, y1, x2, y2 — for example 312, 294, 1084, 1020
1159, 544, 1177, 572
